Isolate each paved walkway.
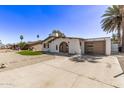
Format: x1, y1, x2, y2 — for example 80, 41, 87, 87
117, 57, 124, 72
116, 53, 124, 77
115, 53, 124, 70
0, 54, 123, 88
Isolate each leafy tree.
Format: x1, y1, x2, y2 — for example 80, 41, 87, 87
111, 33, 118, 44
18, 42, 26, 50
51, 30, 65, 37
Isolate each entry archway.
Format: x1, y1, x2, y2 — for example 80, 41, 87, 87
59, 42, 69, 53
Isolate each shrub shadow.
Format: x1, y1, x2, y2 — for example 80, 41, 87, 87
70, 55, 103, 63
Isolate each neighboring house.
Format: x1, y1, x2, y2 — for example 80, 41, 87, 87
26, 40, 42, 51
0, 41, 5, 49
41, 31, 111, 55
5, 44, 13, 49
5, 41, 42, 51
0, 44, 5, 49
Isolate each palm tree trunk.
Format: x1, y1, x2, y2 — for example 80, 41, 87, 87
119, 5, 124, 52
117, 25, 121, 46
122, 19, 124, 52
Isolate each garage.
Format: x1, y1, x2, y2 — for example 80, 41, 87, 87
85, 41, 105, 55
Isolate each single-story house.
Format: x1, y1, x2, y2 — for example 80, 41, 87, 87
0, 41, 5, 49
41, 31, 111, 55
26, 40, 42, 51
8, 40, 42, 51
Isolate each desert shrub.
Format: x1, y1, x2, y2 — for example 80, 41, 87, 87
18, 42, 27, 50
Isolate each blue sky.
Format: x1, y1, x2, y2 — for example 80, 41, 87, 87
0, 5, 111, 44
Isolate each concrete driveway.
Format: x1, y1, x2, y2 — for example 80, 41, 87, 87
0, 54, 123, 88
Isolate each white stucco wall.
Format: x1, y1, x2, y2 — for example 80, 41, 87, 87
47, 38, 81, 54
80, 40, 85, 54
105, 38, 111, 55
42, 43, 49, 51
68, 39, 81, 54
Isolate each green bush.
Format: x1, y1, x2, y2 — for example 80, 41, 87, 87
17, 50, 42, 55
18, 42, 27, 50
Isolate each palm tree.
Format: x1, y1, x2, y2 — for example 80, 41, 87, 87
37, 34, 40, 40
20, 35, 24, 42
119, 5, 124, 51
101, 5, 122, 45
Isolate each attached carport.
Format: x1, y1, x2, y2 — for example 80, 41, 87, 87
85, 41, 105, 55
84, 37, 111, 55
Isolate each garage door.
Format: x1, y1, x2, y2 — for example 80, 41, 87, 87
85, 41, 105, 55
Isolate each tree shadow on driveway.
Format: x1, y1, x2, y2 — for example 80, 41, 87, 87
69, 55, 103, 63
42, 52, 74, 57
114, 72, 124, 78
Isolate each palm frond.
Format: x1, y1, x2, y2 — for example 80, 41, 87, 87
101, 5, 122, 34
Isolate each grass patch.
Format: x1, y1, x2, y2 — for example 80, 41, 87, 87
17, 50, 42, 56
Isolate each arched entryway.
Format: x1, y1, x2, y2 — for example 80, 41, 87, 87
59, 42, 69, 53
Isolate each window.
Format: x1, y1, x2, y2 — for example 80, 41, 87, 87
56, 45, 58, 50
44, 43, 46, 48
47, 44, 49, 48
80, 42, 82, 46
